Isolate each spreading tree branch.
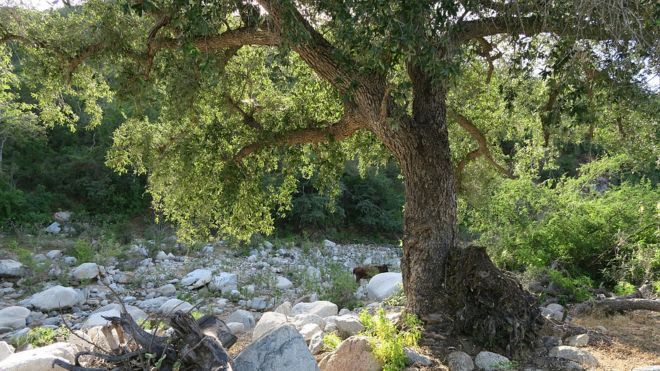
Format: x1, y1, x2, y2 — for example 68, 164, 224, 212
449, 110, 514, 179
235, 108, 364, 161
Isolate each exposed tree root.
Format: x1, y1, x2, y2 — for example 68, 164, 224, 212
53, 310, 236, 371
423, 246, 544, 358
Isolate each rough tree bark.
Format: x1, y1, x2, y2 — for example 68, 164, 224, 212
374, 65, 542, 355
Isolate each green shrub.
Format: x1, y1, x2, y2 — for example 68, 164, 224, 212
383, 286, 406, 307
13, 326, 69, 348
320, 263, 360, 309
547, 269, 593, 302
359, 308, 422, 371
322, 332, 342, 351
466, 158, 658, 288
70, 239, 95, 263
613, 281, 637, 296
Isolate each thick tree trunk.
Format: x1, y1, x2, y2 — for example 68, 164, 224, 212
377, 65, 543, 355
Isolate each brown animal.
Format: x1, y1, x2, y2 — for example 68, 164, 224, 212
352, 264, 389, 282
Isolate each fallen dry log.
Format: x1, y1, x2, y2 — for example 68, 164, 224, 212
53, 309, 236, 371
574, 298, 660, 315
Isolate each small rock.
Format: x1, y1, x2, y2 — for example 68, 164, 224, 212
0, 259, 24, 278
157, 284, 177, 296
309, 333, 324, 355
252, 312, 288, 340
318, 336, 380, 371
474, 351, 511, 371
54, 211, 72, 222
565, 334, 589, 347
405, 347, 432, 366
71, 262, 101, 280
323, 240, 337, 249
0, 306, 30, 330
367, 272, 403, 301
46, 250, 62, 259
155, 251, 169, 261
180, 268, 212, 288
226, 322, 245, 334
292, 301, 338, 318
274, 301, 293, 316
276, 276, 293, 289
45, 221, 61, 234
549, 346, 598, 368
201, 245, 214, 255
159, 299, 193, 315
235, 324, 318, 371
447, 350, 474, 371
249, 297, 272, 310
334, 314, 364, 337
209, 272, 237, 292
299, 323, 323, 341
228, 309, 256, 330
63, 256, 77, 266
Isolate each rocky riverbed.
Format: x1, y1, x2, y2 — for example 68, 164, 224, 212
0, 230, 658, 370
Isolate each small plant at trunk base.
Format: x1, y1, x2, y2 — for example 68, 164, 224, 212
383, 286, 406, 306
322, 332, 342, 351
359, 308, 422, 371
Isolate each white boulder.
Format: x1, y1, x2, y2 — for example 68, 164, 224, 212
71, 262, 101, 280
292, 301, 338, 318
209, 272, 237, 292
84, 304, 147, 329
366, 272, 403, 301
180, 268, 213, 288
0, 306, 30, 330
159, 299, 194, 315
0, 342, 76, 371
0, 259, 24, 278
29, 286, 83, 311
276, 276, 293, 289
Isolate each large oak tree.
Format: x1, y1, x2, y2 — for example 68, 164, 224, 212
1, 0, 655, 352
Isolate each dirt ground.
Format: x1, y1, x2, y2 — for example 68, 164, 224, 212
573, 310, 659, 371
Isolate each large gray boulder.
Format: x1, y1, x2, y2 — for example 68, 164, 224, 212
0, 306, 30, 330
0, 342, 76, 370
252, 312, 288, 340
549, 346, 598, 368
29, 286, 83, 311
292, 301, 338, 318
0, 259, 24, 278
318, 336, 381, 371
366, 272, 403, 301
234, 324, 319, 371
71, 262, 101, 280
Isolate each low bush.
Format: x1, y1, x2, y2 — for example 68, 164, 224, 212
359, 308, 422, 371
